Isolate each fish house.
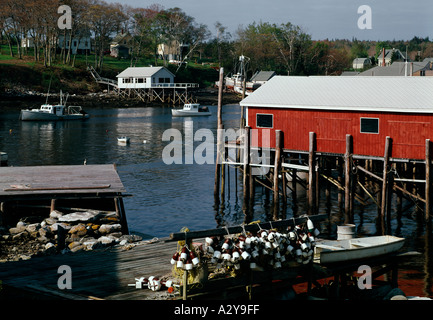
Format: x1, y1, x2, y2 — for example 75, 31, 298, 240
116, 66, 175, 89
240, 76, 433, 160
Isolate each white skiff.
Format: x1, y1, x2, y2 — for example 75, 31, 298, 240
314, 235, 405, 264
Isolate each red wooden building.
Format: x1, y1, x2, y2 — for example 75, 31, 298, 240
240, 76, 433, 160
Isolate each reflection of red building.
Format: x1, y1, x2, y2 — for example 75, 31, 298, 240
240, 76, 433, 160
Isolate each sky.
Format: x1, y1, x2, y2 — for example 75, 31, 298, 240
110, 0, 433, 41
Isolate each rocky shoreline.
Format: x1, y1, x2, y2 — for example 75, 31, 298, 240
0, 87, 242, 111
0, 209, 142, 263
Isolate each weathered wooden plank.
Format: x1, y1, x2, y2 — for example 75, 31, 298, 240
0, 238, 180, 301
0, 164, 125, 198
169, 214, 327, 241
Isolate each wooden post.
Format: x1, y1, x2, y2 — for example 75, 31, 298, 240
50, 199, 56, 212
249, 164, 255, 215
217, 67, 224, 128
214, 68, 224, 205
308, 132, 316, 215
344, 134, 353, 224
291, 168, 298, 215
325, 158, 332, 207
337, 157, 343, 211
273, 130, 283, 217
380, 136, 392, 235
243, 126, 251, 212
117, 197, 129, 235
220, 135, 226, 202
182, 270, 188, 300
282, 164, 287, 204
426, 139, 431, 222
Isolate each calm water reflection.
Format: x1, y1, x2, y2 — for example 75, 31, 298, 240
0, 104, 249, 236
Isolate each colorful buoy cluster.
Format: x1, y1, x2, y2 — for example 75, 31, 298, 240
204, 219, 320, 271
170, 245, 201, 271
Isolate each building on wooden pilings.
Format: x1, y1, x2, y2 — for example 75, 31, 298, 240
88, 66, 199, 105
0, 164, 129, 234
224, 76, 433, 231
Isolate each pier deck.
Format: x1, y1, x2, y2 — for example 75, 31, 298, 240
0, 238, 178, 300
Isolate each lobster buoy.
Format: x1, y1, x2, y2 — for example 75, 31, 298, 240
171, 252, 180, 265
148, 276, 162, 291
189, 250, 200, 265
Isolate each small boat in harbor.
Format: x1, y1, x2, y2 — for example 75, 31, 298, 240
20, 91, 89, 121
117, 136, 130, 144
314, 235, 405, 264
171, 103, 211, 117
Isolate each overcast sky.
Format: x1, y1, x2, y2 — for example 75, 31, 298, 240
111, 0, 433, 41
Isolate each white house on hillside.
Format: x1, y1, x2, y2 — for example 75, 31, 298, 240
58, 30, 91, 55
353, 58, 371, 70
116, 67, 175, 89
377, 48, 406, 66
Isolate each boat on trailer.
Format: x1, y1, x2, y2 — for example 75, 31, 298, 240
171, 103, 211, 117
313, 235, 405, 264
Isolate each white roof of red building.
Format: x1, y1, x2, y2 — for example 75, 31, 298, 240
240, 76, 433, 113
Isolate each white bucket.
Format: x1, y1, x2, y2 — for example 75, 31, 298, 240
337, 224, 356, 240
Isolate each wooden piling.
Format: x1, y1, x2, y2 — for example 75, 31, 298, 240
217, 68, 224, 128
337, 157, 343, 210
214, 68, 224, 206
380, 136, 392, 235
273, 130, 283, 217
308, 132, 316, 215
344, 134, 353, 224
243, 126, 251, 212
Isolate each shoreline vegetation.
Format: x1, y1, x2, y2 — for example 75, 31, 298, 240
0, 48, 242, 109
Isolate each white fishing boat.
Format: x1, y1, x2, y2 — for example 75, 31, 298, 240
117, 137, 130, 144
222, 55, 253, 90
171, 103, 211, 117
314, 235, 405, 264
20, 91, 89, 121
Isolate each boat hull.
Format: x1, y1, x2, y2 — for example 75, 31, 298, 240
171, 110, 211, 117
20, 110, 89, 121
314, 235, 405, 264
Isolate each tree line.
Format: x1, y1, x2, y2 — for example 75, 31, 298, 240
2, 0, 433, 77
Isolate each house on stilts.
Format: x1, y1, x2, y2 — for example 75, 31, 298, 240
88, 66, 199, 105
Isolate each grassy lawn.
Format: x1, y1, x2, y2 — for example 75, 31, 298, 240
0, 44, 219, 92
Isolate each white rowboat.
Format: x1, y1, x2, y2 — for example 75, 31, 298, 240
314, 235, 405, 264
117, 137, 130, 144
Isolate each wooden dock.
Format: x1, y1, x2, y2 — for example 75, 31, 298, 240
0, 238, 178, 300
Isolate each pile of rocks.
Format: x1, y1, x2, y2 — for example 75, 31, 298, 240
0, 209, 142, 262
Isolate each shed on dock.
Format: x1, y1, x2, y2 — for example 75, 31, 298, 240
240, 76, 433, 160
0, 164, 129, 233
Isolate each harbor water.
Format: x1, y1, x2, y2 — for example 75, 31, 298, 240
0, 103, 432, 298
